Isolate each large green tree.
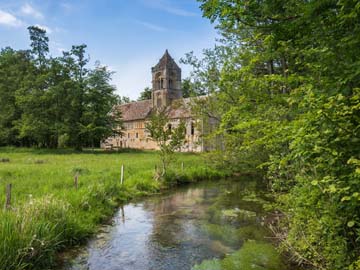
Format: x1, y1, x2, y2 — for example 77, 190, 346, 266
15, 26, 54, 147
82, 62, 122, 148
190, 0, 360, 269
0, 48, 32, 146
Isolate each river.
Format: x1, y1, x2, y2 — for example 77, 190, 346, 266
62, 178, 295, 270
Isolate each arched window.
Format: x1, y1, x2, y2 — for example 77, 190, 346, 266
169, 79, 173, 88
191, 122, 195, 135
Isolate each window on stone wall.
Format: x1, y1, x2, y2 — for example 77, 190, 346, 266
155, 72, 161, 90
136, 133, 138, 138
168, 123, 172, 132
160, 78, 164, 89
157, 98, 162, 107
169, 79, 172, 88
191, 122, 195, 135
128, 133, 130, 138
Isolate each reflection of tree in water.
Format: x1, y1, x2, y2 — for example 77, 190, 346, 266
141, 187, 221, 269
145, 188, 207, 246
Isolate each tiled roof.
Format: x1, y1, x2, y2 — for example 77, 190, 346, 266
116, 99, 152, 121
117, 96, 207, 122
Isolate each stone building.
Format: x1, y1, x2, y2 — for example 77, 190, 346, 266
101, 50, 204, 152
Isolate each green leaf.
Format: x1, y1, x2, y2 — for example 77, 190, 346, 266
329, 185, 337, 193
311, 180, 318, 186
347, 221, 355, 228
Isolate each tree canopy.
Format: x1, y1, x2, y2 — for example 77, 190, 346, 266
186, 0, 360, 269
137, 87, 152, 101
0, 26, 120, 149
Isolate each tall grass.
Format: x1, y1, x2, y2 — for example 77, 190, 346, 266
0, 147, 226, 270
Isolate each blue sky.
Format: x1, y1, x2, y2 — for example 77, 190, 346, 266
0, 0, 217, 100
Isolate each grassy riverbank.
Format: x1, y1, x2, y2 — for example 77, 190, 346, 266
0, 147, 226, 270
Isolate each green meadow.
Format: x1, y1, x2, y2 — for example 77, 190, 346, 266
0, 148, 224, 270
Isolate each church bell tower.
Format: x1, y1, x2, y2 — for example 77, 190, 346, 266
151, 50, 182, 108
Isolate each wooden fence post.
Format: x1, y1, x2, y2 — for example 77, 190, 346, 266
121, 205, 125, 223
5, 183, 12, 210
120, 164, 124, 185
74, 173, 78, 190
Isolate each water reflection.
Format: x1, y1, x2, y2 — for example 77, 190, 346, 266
63, 179, 289, 270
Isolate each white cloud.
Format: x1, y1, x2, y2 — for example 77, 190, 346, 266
20, 3, 43, 19
34, 24, 52, 34
0, 9, 23, 27
136, 20, 167, 32
142, 0, 198, 17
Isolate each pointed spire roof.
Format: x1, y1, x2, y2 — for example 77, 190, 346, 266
152, 50, 180, 72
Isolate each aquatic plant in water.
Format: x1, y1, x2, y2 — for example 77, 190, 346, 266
192, 241, 285, 270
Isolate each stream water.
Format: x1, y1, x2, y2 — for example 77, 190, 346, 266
62, 178, 295, 270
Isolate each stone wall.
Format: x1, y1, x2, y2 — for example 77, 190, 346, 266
101, 118, 203, 152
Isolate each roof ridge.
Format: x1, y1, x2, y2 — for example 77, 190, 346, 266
117, 99, 152, 106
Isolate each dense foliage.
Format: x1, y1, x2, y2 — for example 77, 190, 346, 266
0, 26, 120, 150
186, 0, 360, 269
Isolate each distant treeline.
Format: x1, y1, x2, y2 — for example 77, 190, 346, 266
0, 26, 121, 149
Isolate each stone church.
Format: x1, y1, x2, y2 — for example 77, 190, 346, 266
101, 50, 204, 152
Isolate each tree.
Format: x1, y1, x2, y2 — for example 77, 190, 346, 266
116, 95, 131, 104
193, 0, 360, 269
181, 78, 192, 98
15, 26, 54, 147
137, 87, 152, 101
65, 44, 89, 150
146, 108, 186, 177
82, 62, 122, 148
27, 26, 49, 68
0, 48, 32, 146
